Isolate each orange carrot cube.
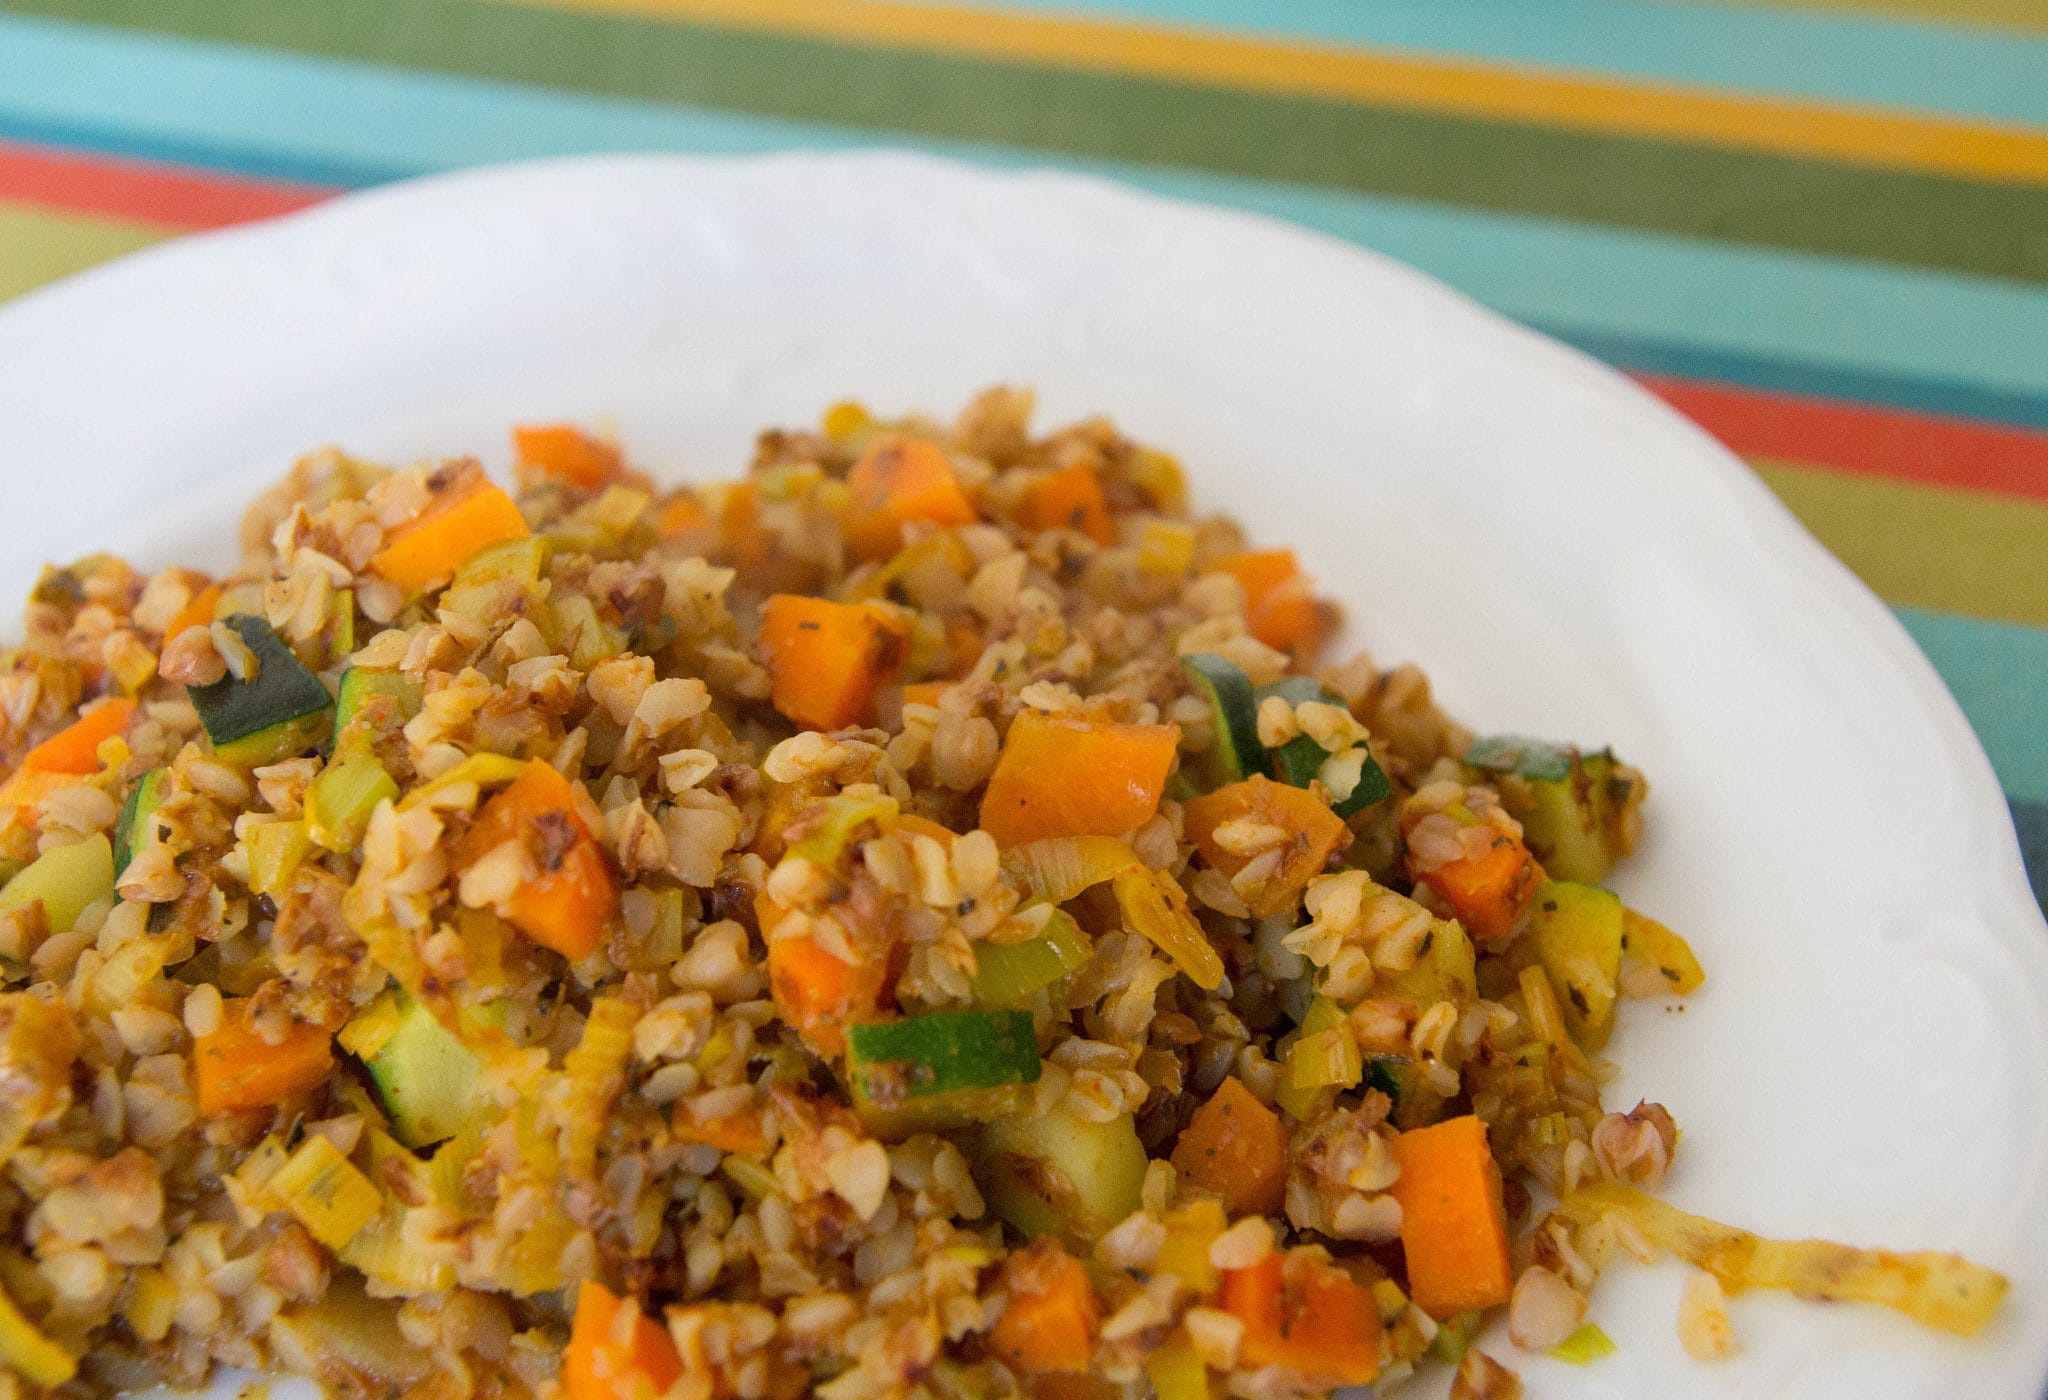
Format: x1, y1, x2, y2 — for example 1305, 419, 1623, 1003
978, 710, 1180, 847
842, 438, 977, 560
758, 594, 910, 732
1387, 1115, 1514, 1319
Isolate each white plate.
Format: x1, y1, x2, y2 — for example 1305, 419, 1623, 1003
0, 153, 2041, 1400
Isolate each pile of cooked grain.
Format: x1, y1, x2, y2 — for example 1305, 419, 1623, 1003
0, 390, 2003, 1400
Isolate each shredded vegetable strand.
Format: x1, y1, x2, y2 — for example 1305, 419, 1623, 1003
1001, 836, 1142, 905
1559, 1181, 2009, 1337
1112, 865, 1224, 990
553, 997, 639, 1179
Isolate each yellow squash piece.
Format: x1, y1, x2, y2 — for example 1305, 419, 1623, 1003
1622, 907, 1705, 996
1528, 881, 1624, 1051
0, 1275, 74, 1387
269, 1134, 382, 1250
0, 832, 114, 934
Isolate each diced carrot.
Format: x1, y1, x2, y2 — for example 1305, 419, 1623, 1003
842, 438, 977, 560
454, 760, 617, 960
944, 616, 984, 678
760, 880, 902, 1056
1215, 549, 1326, 653
1017, 462, 1113, 546
562, 1280, 683, 1400
978, 710, 1181, 847
758, 594, 910, 732
1181, 776, 1351, 918
675, 1102, 768, 1155
371, 461, 530, 593
193, 1000, 334, 1116
163, 582, 222, 641
513, 424, 623, 490
1171, 1076, 1287, 1217
765, 925, 888, 1057
655, 492, 711, 539
988, 1239, 1101, 1374
505, 840, 615, 960
1387, 1115, 1514, 1320
20, 698, 135, 776
1415, 831, 1544, 945
1218, 1249, 1384, 1383
900, 681, 950, 711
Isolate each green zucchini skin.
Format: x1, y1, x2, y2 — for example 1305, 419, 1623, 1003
1256, 677, 1392, 816
847, 1010, 1042, 1138
847, 1010, 1040, 1101
112, 767, 166, 875
1180, 654, 1267, 787
1465, 735, 1642, 882
1268, 734, 1327, 788
1327, 751, 1394, 818
1363, 1054, 1408, 1104
188, 615, 334, 765
1465, 734, 1574, 783
1179, 663, 1393, 814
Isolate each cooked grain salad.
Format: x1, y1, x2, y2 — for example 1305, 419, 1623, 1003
0, 390, 2005, 1400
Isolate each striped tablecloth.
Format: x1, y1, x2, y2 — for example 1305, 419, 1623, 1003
2, 0, 2042, 908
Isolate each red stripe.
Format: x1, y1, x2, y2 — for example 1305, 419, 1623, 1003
0, 139, 329, 230
1635, 373, 2048, 502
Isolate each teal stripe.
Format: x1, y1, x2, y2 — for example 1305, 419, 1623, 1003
978, 0, 2048, 130
1540, 331, 2048, 431
1895, 605, 2048, 807
8, 16, 2048, 412
2011, 800, 2046, 912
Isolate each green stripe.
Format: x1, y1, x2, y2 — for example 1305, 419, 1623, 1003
1754, 460, 2048, 627
10, 0, 2048, 284
0, 201, 168, 302
1712, 0, 2048, 36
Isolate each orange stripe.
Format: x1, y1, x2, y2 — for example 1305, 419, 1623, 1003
524, 0, 2048, 186
0, 139, 327, 230
1638, 376, 2048, 503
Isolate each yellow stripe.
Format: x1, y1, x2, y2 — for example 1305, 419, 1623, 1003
507, 0, 2048, 186
1754, 459, 2048, 627
0, 202, 171, 304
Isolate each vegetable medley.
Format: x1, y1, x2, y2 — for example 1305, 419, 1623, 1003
0, 389, 2006, 1399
